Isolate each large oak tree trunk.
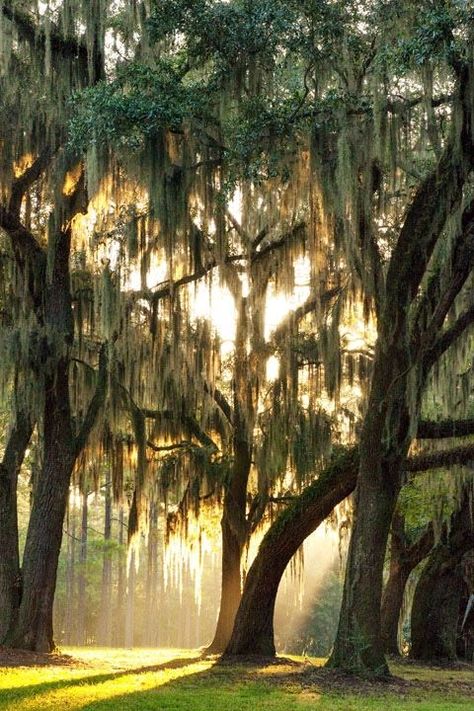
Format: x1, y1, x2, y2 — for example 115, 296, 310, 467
411, 546, 464, 661
0, 405, 33, 641
5, 221, 106, 652
225, 448, 358, 656
328, 339, 413, 675
411, 493, 474, 661
6, 359, 75, 652
207, 437, 251, 653
208, 294, 257, 653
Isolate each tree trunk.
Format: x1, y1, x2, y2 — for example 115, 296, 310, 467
6, 359, 76, 652
411, 545, 464, 661
411, 493, 474, 661
0, 406, 33, 641
381, 517, 434, 655
207, 438, 251, 652
144, 500, 158, 646
64, 505, 76, 645
77, 490, 88, 645
99, 470, 113, 646
208, 293, 261, 653
328, 348, 410, 676
225, 447, 358, 656
125, 549, 135, 648
115, 504, 126, 646
381, 561, 411, 656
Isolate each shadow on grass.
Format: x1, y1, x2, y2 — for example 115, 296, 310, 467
2, 653, 473, 711
0, 653, 205, 706
72, 658, 474, 711
77, 661, 289, 711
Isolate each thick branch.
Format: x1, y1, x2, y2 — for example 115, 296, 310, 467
142, 407, 218, 452
270, 286, 342, 350
385, 71, 473, 315
74, 345, 108, 459
2, 2, 88, 65
9, 149, 52, 216
147, 440, 193, 453
417, 419, 474, 439
407, 443, 474, 473
422, 304, 474, 374
412, 198, 474, 344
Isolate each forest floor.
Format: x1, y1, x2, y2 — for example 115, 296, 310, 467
0, 646, 473, 710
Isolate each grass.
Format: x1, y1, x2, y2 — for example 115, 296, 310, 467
0, 647, 472, 710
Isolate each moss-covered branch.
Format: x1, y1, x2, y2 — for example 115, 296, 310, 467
74, 344, 108, 459
417, 418, 474, 439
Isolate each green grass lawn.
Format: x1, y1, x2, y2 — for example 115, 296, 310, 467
0, 647, 472, 710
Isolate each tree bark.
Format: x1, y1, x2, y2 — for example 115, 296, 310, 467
4, 224, 107, 652
411, 494, 474, 661
208, 295, 257, 653
381, 516, 434, 655
77, 490, 89, 645
6, 359, 76, 652
0, 404, 33, 641
99, 469, 113, 646
115, 504, 126, 646
225, 447, 358, 656
411, 546, 465, 660
328, 344, 410, 676
207, 436, 251, 652
224, 442, 459, 658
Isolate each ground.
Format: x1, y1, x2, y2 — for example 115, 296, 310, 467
0, 647, 473, 710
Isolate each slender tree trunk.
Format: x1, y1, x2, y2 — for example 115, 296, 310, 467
115, 505, 126, 646
125, 549, 135, 648
0, 405, 33, 641
226, 448, 358, 656
381, 516, 434, 655
77, 490, 88, 645
145, 500, 158, 646
99, 470, 113, 646
381, 561, 411, 656
64, 505, 76, 645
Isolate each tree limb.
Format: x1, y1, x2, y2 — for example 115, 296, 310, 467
407, 443, 474, 473
417, 418, 474, 439
74, 344, 108, 459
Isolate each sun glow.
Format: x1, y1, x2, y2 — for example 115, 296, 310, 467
12, 153, 35, 178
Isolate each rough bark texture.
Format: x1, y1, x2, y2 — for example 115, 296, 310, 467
4, 220, 107, 652
0, 406, 33, 641
329, 63, 474, 676
6, 359, 76, 652
329, 350, 410, 675
208, 295, 257, 653
411, 495, 474, 661
207, 436, 251, 652
381, 516, 434, 655
223, 439, 471, 659
225, 447, 358, 656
